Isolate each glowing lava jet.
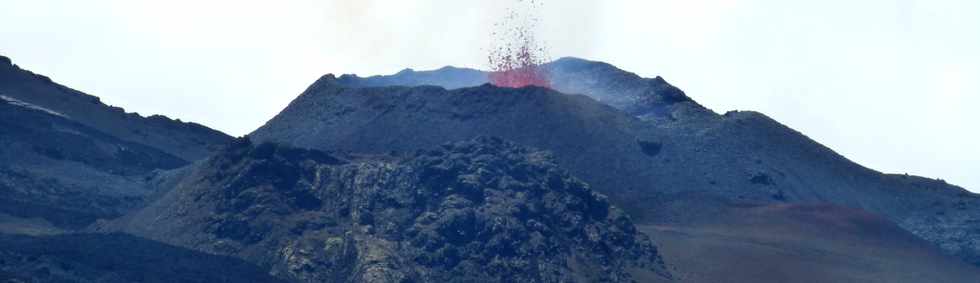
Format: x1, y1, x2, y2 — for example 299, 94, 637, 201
487, 0, 550, 88
488, 42, 550, 88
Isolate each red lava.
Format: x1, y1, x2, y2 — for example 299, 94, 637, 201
487, 0, 550, 88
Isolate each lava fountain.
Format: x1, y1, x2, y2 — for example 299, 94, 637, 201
487, 0, 550, 88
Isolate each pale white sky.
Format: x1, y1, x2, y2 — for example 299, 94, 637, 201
1, 0, 977, 191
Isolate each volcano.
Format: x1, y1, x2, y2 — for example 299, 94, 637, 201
252, 57, 980, 276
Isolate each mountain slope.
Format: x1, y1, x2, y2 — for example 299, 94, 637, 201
106, 137, 669, 282
0, 55, 232, 231
0, 55, 232, 162
252, 80, 659, 215
250, 59, 980, 266
0, 95, 187, 230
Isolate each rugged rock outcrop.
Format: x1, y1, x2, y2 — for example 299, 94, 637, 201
107, 137, 669, 282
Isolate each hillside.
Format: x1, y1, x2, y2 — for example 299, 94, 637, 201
0, 55, 232, 231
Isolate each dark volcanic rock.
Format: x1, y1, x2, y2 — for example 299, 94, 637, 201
0, 233, 285, 283
106, 137, 669, 282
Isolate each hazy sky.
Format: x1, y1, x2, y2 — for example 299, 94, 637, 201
1, 0, 977, 191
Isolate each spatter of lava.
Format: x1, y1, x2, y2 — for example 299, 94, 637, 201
487, 0, 550, 88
